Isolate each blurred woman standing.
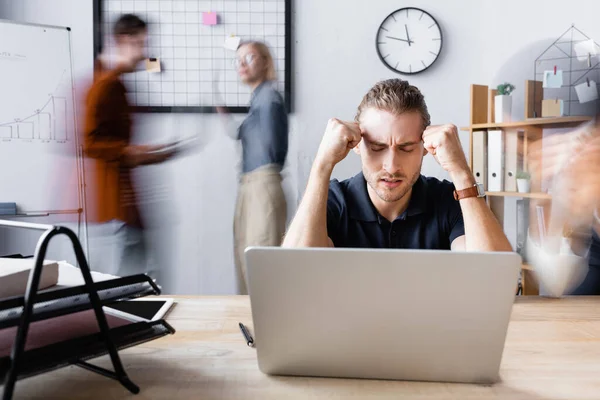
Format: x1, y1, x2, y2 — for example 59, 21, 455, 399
232, 41, 288, 294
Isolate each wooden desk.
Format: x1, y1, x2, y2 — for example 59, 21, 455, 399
10, 296, 600, 399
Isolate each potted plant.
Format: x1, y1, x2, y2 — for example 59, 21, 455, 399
495, 82, 516, 123
516, 171, 531, 193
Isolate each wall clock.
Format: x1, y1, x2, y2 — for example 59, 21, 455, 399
376, 7, 443, 74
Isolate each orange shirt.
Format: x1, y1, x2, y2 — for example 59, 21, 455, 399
83, 67, 142, 227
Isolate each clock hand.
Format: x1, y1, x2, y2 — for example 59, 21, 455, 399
405, 24, 412, 46
385, 35, 413, 44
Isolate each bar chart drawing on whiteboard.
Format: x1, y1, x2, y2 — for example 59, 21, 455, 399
0, 69, 71, 143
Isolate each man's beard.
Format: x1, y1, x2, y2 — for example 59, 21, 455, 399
364, 168, 421, 203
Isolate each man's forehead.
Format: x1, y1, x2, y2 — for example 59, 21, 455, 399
359, 108, 424, 141
361, 124, 424, 144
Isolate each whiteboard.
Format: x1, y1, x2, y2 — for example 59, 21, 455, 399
100, 0, 290, 112
0, 19, 81, 213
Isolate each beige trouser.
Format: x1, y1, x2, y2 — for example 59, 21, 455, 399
234, 165, 287, 294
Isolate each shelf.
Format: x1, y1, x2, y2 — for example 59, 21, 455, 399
461, 116, 592, 131
522, 263, 534, 271
486, 191, 552, 199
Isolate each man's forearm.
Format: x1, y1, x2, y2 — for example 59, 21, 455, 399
84, 132, 127, 162
120, 144, 175, 167
282, 161, 333, 247
452, 170, 512, 252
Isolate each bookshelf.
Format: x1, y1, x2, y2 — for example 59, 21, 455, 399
485, 191, 552, 200
466, 81, 591, 295
460, 116, 592, 131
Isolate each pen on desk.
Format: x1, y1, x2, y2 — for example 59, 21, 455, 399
239, 322, 254, 347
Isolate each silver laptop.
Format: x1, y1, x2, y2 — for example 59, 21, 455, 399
245, 247, 521, 384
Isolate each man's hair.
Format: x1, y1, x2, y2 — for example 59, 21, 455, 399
355, 79, 431, 129
113, 14, 147, 37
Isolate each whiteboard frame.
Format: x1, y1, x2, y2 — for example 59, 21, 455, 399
0, 19, 87, 249
93, 0, 292, 114
0, 18, 71, 32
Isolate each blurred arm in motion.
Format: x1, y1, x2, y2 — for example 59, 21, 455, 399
216, 106, 245, 140
528, 119, 600, 296
85, 78, 176, 167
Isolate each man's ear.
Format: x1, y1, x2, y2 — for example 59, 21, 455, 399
422, 146, 428, 156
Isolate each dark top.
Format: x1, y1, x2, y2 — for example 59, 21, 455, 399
571, 230, 600, 295
83, 66, 141, 227
238, 81, 288, 173
326, 173, 465, 249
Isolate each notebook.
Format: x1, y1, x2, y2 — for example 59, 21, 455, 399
0, 258, 59, 299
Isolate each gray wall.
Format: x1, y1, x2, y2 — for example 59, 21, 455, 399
2, 0, 600, 293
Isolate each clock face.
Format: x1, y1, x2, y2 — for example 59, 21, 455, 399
376, 8, 443, 74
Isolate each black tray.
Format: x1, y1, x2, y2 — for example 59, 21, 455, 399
0, 274, 161, 330
0, 319, 175, 382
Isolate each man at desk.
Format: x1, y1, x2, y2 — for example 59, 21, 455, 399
283, 79, 511, 251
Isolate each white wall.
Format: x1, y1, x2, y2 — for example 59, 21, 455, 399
2, 0, 600, 293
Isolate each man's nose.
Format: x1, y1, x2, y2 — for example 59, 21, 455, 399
382, 149, 403, 175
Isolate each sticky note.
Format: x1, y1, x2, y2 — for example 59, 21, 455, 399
575, 80, 599, 103
541, 99, 564, 117
146, 58, 161, 73
202, 12, 218, 25
224, 36, 241, 51
543, 70, 563, 89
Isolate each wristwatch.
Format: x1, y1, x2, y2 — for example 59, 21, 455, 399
453, 183, 485, 201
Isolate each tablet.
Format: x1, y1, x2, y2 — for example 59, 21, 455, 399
147, 136, 199, 156
103, 298, 174, 323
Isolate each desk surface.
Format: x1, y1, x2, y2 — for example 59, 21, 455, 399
11, 296, 600, 400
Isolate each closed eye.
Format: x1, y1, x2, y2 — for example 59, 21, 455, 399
400, 146, 416, 153
370, 146, 386, 152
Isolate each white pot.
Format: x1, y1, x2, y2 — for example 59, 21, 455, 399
517, 179, 530, 193
494, 95, 512, 123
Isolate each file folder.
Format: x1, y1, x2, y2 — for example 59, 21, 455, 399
472, 130, 487, 190
487, 130, 504, 192
504, 130, 518, 192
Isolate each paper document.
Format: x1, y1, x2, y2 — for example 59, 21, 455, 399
574, 39, 599, 62
148, 136, 200, 156
543, 70, 563, 88
224, 36, 241, 51
0, 309, 132, 357
0, 258, 59, 299
542, 99, 564, 117
574, 80, 599, 103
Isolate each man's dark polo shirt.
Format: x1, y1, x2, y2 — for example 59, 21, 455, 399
327, 173, 465, 249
